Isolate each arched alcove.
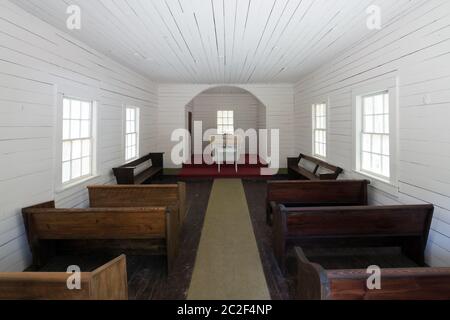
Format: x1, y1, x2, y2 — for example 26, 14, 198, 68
184, 85, 267, 164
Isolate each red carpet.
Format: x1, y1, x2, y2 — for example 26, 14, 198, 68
179, 155, 268, 178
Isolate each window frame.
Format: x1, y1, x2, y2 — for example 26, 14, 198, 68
352, 78, 398, 189
312, 101, 328, 159
217, 110, 235, 135
124, 106, 140, 162
57, 95, 98, 190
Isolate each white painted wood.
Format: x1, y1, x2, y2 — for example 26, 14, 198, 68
0, 1, 157, 272
293, 0, 450, 266
11, 0, 422, 83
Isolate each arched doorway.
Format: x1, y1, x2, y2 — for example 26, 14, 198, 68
184, 85, 267, 168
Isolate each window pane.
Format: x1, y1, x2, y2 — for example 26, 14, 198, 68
382, 156, 390, 177
384, 94, 389, 113
384, 115, 390, 134
71, 101, 81, 119
80, 120, 90, 138
70, 120, 80, 139
362, 134, 371, 152
63, 120, 70, 140
81, 157, 91, 176
372, 154, 382, 173
362, 152, 371, 170
372, 135, 381, 154
82, 140, 91, 157
72, 140, 82, 159
71, 159, 81, 179
364, 116, 373, 132
374, 115, 384, 133
62, 141, 71, 162
364, 97, 374, 115
382, 136, 390, 156
374, 95, 384, 114
62, 162, 71, 183
81, 102, 90, 120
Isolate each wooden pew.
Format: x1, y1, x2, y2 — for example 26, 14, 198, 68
88, 183, 187, 225
266, 180, 370, 224
287, 153, 343, 180
22, 202, 178, 273
272, 204, 434, 272
113, 153, 164, 185
294, 247, 450, 300
0, 255, 128, 300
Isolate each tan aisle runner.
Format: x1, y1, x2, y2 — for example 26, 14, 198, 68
188, 179, 271, 300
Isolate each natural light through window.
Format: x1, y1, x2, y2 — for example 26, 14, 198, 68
62, 97, 93, 184
125, 107, 139, 161
217, 110, 234, 135
360, 91, 390, 179
313, 103, 327, 158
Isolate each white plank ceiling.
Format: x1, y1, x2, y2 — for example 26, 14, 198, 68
11, 0, 420, 84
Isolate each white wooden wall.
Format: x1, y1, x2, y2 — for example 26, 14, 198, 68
0, 2, 157, 272
293, 0, 450, 267
158, 84, 294, 168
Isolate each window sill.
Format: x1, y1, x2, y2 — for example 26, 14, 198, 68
56, 175, 101, 194
352, 170, 399, 196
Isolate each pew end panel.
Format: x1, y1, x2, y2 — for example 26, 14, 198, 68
90, 254, 128, 300
294, 247, 450, 300
0, 255, 128, 300
266, 180, 370, 225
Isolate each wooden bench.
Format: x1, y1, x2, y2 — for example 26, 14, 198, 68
287, 154, 343, 180
272, 204, 434, 272
113, 153, 164, 185
266, 180, 370, 224
0, 255, 128, 300
88, 183, 187, 226
22, 201, 179, 273
294, 247, 450, 300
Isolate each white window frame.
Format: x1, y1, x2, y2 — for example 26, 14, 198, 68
312, 101, 328, 159
124, 106, 140, 162
217, 110, 234, 135
352, 78, 398, 190
57, 95, 98, 190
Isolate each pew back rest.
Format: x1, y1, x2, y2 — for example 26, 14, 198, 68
273, 204, 433, 269
0, 255, 128, 300
88, 183, 187, 223
24, 207, 168, 240
267, 180, 369, 206
284, 205, 433, 240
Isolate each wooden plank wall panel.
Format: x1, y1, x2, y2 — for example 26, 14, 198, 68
293, 0, 450, 267
157, 84, 293, 168
0, 2, 157, 271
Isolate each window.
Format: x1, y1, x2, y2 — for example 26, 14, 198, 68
125, 107, 139, 161
359, 91, 390, 179
217, 110, 234, 135
313, 103, 327, 158
62, 97, 93, 184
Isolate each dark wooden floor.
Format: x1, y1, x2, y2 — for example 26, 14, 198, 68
37, 177, 213, 300
242, 178, 291, 300
34, 176, 419, 300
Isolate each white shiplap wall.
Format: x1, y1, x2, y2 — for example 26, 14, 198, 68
293, 0, 450, 267
158, 84, 294, 168
0, 2, 157, 272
